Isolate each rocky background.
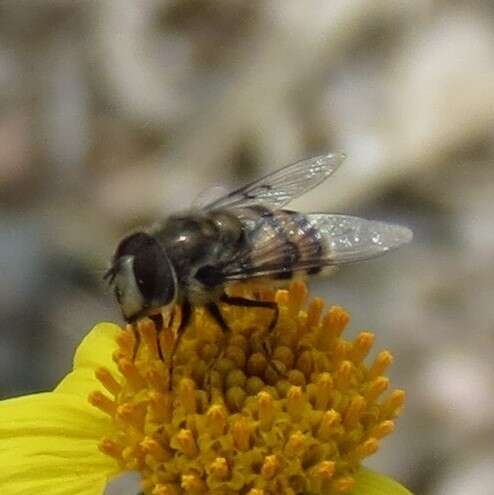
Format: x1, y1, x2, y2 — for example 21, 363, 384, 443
1, 2, 494, 493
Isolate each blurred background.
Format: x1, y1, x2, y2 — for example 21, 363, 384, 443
1, 1, 494, 493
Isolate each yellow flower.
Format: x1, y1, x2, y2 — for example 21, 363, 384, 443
0, 281, 412, 495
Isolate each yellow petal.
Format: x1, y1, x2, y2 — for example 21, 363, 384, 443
0, 392, 117, 495
56, 322, 121, 397
350, 468, 413, 495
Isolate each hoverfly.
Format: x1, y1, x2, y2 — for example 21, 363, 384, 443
105, 153, 412, 335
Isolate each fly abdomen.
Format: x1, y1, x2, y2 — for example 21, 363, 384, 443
293, 212, 326, 275
237, 207, 327, 280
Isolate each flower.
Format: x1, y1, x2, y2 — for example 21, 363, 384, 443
0, 281, 412, 495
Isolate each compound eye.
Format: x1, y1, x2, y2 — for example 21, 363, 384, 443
115, 232, 152, 259
113, 232, 161, 300
132, 241, 162, 301
114, 232, 175, 307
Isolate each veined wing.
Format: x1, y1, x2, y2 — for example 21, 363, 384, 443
201, 153, 346, 211
308, 213, 413, 263
192, 185, 229, 210
218, 212, 412, 280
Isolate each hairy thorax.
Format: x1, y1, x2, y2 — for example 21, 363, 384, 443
152, 210, 245, 303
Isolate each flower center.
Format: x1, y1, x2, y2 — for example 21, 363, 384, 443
90, 281, 404, 495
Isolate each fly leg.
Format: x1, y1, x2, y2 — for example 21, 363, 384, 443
203, 302, 229, 390
219, 294, 279, 330
148, 313, 165, 360
173, 299, 192, 359
149, 300, 191, 366
219, 294, 285, 377
205, 302, 229, 332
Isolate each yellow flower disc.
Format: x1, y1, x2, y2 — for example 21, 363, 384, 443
89, 281, 405, 495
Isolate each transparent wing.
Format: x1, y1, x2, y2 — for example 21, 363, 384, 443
202, 153, 346, 211
219, 212, 412, 280
192, 185, 229, 209
306, 214, 413, 264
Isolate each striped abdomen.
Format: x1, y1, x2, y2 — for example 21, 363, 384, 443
233, 206, 328, 280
